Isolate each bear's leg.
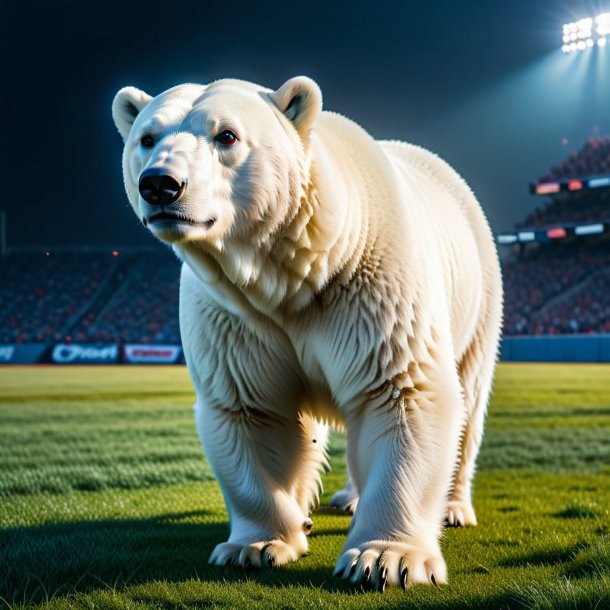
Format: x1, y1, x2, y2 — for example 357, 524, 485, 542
180, 287, 329, 569
447, 298, 501, 527
330, 463, 359, 514
334, 359, 463, 589
198, 398, 323, 568
292, 413, 330, 517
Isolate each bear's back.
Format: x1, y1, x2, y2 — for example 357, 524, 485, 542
380, 139, 502, 359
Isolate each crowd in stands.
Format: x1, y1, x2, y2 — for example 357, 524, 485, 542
502, 239, 610, 335
71, 255, 181, 344
0, 250, 180, 345
516, 190, 610, 229
538, 135, 610, 183
530, 271, 610, 335
2, 238, 608, 342
0, 252, 112, 343
501, 134, 610, 335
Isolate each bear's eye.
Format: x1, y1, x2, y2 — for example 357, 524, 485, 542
215, 130, 238, 147
140, 134, 155, 148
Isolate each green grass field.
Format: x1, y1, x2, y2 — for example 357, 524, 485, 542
0, 364, 609, 609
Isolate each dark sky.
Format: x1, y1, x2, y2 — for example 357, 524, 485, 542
1, 0, 607, 247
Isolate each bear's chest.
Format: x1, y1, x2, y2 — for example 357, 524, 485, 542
282, 285, 402, 409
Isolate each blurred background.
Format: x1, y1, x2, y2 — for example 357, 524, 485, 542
1, 0, 609, 362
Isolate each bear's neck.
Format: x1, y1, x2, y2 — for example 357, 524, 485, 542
264, 166, 366, 313
179, 119, 379, 318
230, 182, 365, 317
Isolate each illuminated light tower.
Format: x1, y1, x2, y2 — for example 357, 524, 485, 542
562, 12, 610, 52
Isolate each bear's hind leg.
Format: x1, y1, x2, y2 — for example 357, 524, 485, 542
292, 413, 330, 519
330, 464, 359, 514
448, 297, 501, 527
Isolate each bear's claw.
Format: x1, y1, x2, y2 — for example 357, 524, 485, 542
209, 539, 303, 569
334, 541, 447, 591
445, 499, 477, 527
330, 485, 359, 514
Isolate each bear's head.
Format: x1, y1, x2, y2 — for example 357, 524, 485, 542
112, 77, 322, 248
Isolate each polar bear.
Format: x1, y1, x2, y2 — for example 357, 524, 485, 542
112, 76, 502, 590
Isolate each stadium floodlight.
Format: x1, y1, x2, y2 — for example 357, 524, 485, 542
562, 12, 610, 52
597, 12, 610, 35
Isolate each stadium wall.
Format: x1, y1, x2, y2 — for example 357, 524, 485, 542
2, 337, 610, 364
501, 335, 610, 362
0, 343, 185, 364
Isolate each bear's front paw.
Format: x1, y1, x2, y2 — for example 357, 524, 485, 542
445, 499, 477, 527
333, 541, 447, 591
209, 537, 307, 569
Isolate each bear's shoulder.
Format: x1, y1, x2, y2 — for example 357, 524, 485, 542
313, 111, 398, 189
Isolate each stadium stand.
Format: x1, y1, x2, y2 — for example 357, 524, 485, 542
538, 135, 610, 183
502, 134, 610, 336
502, 239, 610, 335
531, 270, 610, 335
0, 249, 180, 344
0, 251, 114, 343
70, 255, 180, 343
516, 190, 610, 230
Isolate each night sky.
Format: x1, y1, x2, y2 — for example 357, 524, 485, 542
1, 0, 607, 248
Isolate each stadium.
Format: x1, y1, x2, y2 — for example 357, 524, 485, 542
1, 2, 609, 609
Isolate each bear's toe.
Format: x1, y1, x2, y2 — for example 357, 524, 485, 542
208, 542, 244, 566
210, 539, 305, 569
445, 499, 477, 527
240, 539, 302, 568
330, 488, 359, 514
334, 541, 447, 591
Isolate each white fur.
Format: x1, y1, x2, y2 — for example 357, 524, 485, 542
113, 76, 503, 588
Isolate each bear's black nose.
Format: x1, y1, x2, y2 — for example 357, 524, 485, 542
138, 170, 185, 206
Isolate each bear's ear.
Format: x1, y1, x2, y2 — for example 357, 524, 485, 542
271, 76, 322, 139
112, 87, 153, 142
